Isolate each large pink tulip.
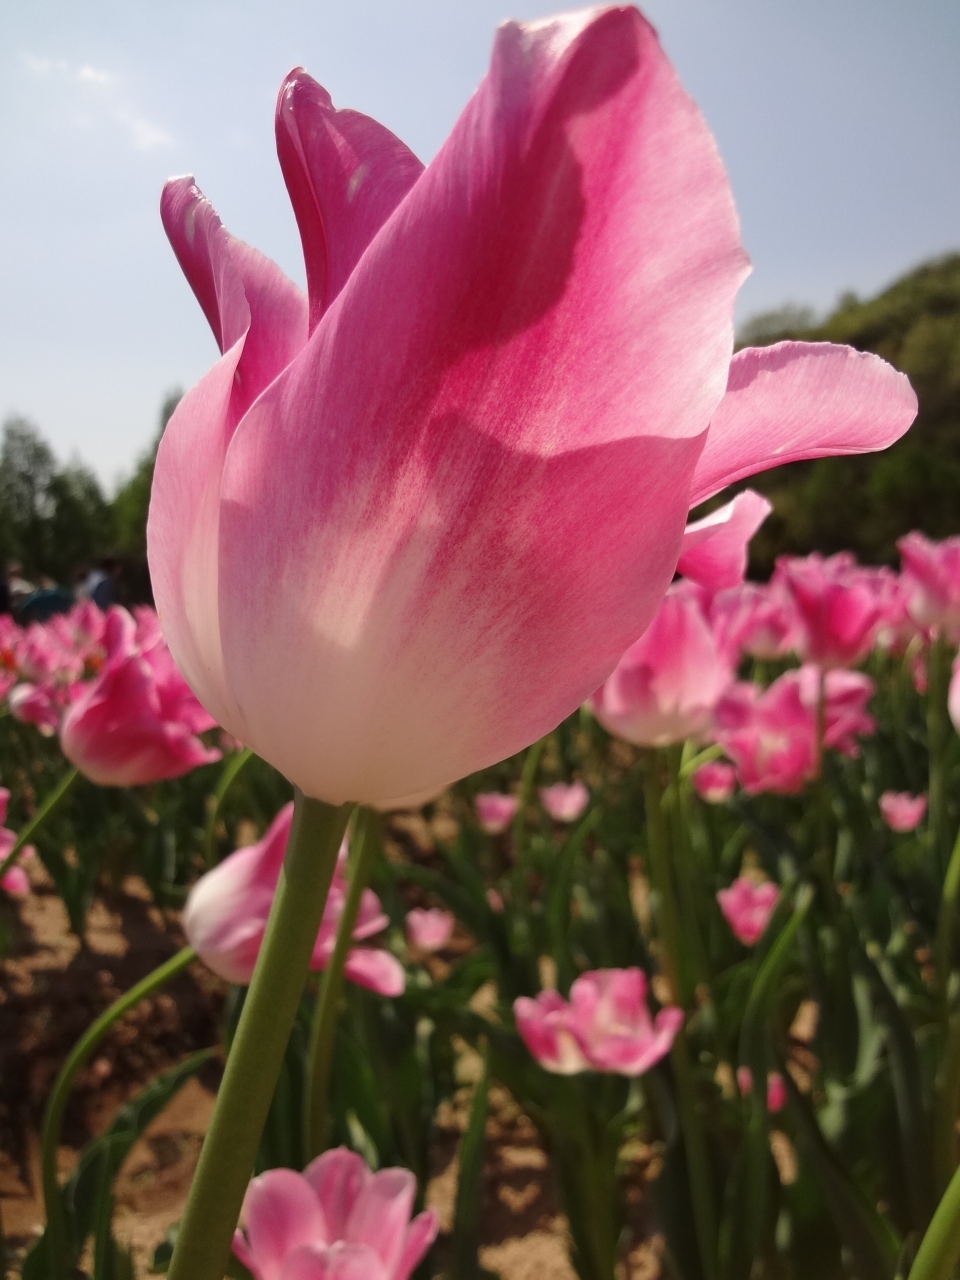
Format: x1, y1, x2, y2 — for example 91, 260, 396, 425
183, 803, 404, 995
233, 1147, 438, 1280
899, 532, 960, 642
149, 7, 916, 808
591, 583, 733, 746
60, 608, 220, 785
515, 968, 683, 1076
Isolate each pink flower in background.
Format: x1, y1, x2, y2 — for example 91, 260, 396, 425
775, 553, 889, 668
539, 781, 590, 823
899, 532, 960, 642
148, 6, 914, 809
691, 761, 737, 803
879, 791, 927, 833
592, 585, 733, 747
475, 793, 518, 835
233, 1147, 438, 1280
714, 666, 874, 794
736, 1066, 787, 1113
515, 968, 683, 1077
708, 580, 799, 665
406, 908, 454, 953
184, 803, 404, 995
0, 788, 35, 897
676, 489, 771, 592
717, 877, 779, 945
60, 608, 220, 786
8, 681, 71, 736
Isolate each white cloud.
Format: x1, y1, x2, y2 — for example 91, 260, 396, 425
17, 51, 173, 150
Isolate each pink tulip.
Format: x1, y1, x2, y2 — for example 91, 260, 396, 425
592, 584, 733, 746
60, 608, 220, 786
539, 781, 590, 824
714, 666, 874, 794
148, 9, 915, 810
736, 1066, 787, 1113
879, 791, 927, 833
233, 1147, 438, 1280
676, 489, 771, 592
691, 760, 737, 804
184, 803, 404, 995
717, 877, 779, 945
9, 681, 70, 736
899, 532, 960, 642
475, 793, 518, 835
775, 553, 890, 668
515, 968, 683, 1076
405, 908, 454, 953
708, 580, 799, 665
0, 788, 34, 897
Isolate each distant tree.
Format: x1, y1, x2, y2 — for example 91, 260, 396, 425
736, 303, 817, 347
0, 417, 58, 577
109, 389, 181, 601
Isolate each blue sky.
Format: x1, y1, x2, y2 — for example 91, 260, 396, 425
1, 0, 957, 486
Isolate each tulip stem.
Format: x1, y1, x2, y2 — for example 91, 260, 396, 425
928, 636, 951, 878
167, 791, 353, 1280
908, 1157, 960, 1280
304, 806, 382, 1159
203, 747, 254, 868
42, 944, 196, 1278
641, 752, 717, 1280
0, 767, 79, 886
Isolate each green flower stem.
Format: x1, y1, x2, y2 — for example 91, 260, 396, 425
511, 736, 546, 865
304, 806, 382, 1160
928, 635, 951, 877
203, 747, 254, 869
641, 751, 717, 1280
167, 792, 353, 1280
934, 824, 960, 1188
908, 1157, 960, 1280
42, 944, 196, 1277
0, 767, 79, 885
935, 825, 960, 999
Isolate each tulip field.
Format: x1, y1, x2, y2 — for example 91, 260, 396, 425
4, 525, 960, 1280
6, 4, 960, 1280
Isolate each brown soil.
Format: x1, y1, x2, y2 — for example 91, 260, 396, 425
0, 865, 660, 1278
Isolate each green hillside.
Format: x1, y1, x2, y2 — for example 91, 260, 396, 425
733, 253, 960, 575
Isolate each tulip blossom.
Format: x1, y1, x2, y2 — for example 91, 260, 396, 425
899, 532, 960, 642
405, 907, 454, 953
717, 877, 779, 945
183, 803, 404, 995
233, 1147, 438, 1280
514, 968, 683, 1076
775, 553, 891, 669
0, 789, 35, 897
708, 580, 799, 666
691, 760, 737, 804
475, 792, 518, 835
676, 489, 771, 593
879, 791, 927, 833
9, 681, 70, 736
60, 608, 220, 786
714, 666, 875, 794
592, 584, 733, 747
148, 7, 915, 810
539, 781, 590, 823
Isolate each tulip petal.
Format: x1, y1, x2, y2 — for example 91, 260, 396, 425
394, 1210, 440, 1280
276, 69, 424, 331
302, 1148, 371, 1242
345, 1168, 417, 1275
241, 1169, 328, 1280
677, 489, 771, 590
217, 7, 748, 804
149, 181, 308, 728
341, 948, 406, 996
690, 341, 918, 506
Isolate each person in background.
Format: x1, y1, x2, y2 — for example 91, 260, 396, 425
6, 562, 35, 616
81, 556, 122, 610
